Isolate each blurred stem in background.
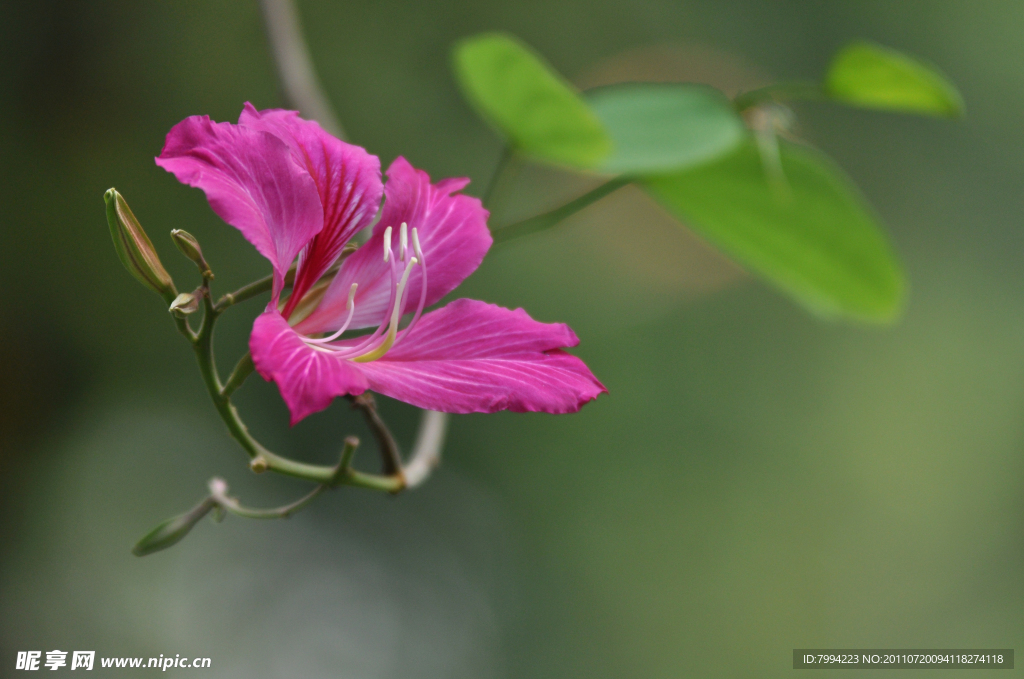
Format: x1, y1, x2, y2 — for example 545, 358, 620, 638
257, 0, 346, 139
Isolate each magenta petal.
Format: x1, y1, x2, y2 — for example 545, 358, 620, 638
156, 115, 323, 293
250, 310, 369, 425
239, 105, 383, 310
297, 157, 491, 334
355, 299, 606, 414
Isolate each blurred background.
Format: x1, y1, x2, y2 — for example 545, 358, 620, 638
1, 0, 1022, 676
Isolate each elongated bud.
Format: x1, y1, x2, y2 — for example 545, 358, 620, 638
170, 229, 213, 279
169, 291, 199, 317
132, 496, 216, 557
104, 189, 176, 301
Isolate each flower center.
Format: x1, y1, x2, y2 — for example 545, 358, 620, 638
301, 222, 428, 362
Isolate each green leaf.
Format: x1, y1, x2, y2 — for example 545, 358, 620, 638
825, 40, 964, 117
641, 139, 905, 322
585, 83, 746, 174
452, 32, 612, 168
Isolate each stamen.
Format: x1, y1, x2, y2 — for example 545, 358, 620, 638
325, 252, 400, 358
299, 227, 427, 361
303, 284, 357, 345
411, 227, 423, 261
352, 256, 418, 363
391, 227, 428, 350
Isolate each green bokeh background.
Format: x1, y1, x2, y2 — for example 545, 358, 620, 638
2, 1, 1022, 676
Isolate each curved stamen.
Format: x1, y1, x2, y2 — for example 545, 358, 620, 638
351, 255, 418, 363
324, 247, 401, 358
297, 224, 425, 362
303, 284, 358, 344
390, 227, 428, 349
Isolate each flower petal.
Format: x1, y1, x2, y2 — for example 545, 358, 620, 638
156, 114, 323, 294
250, 310, 369, 425
297, 157, 491, 333
238, 104, 383, 313
355, 299, 606, 413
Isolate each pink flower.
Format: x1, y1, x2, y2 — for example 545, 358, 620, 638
157, 104, 605, 424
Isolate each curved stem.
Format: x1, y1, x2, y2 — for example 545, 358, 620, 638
214, 274, 273, 311
222, 351, 254, 398
402, 410, 447, 488
481, 145, 513, 210
189, 281, 405, 492
348, 393, 403, 477
491, 176, 631, 244
210, 478, 327, 519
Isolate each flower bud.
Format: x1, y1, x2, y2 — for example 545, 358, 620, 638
170, 229, 213, 279
132, 497, 216, 557
168, 291, 200, 317
104, 189, 176, 301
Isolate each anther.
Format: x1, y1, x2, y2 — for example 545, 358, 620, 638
411, 227, 423, 260
391, 228, 428, 351
399, 222, 409, 262
383, 226, 392, 262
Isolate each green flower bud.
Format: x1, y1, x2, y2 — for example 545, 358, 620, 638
168, 291, 200, 318
170, 229, 213, 279
132, 497, 216, 557
104, 189, 176, 301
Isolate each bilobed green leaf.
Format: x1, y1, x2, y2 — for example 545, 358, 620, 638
641, 139, 905, 322
452, 32, 611, 168
585, 83, 746, 174
825, 40, 964, 117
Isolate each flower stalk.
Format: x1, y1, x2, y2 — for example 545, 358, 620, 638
490, 176, 631, 244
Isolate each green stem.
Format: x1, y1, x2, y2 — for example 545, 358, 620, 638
214, 274, 274, 311
207, 435, 393, 521
188, 283, 406, 493
250, 449, 401, 491
215, 483, 327, 519
330, 436, 361, 485
481, 145, 513, 210
222, 352, 254, 398
348, 393, 403, 477
491, 176, 631, 244
733, 81, 824, 112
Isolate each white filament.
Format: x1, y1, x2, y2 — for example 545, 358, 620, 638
391, 227, 428, 350
303, 283, 358, 344
389, 256, 418, 335
298, 225, 428, 362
